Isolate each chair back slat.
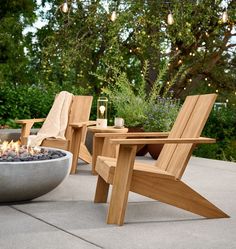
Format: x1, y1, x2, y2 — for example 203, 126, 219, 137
156, 94, 217, 179
65, 96, 93, 140
156, 95, 199, 171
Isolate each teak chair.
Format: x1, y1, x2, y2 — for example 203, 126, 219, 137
94, 94, 229, 225
16, 95, 95, 174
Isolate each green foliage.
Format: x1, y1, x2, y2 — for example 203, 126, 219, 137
194, 106, 236, 161
0, 0, 37, 85
102, 62, 180, 129
31, 0, 236, 99
102, 71, 147, 128
0, 83, 86, 128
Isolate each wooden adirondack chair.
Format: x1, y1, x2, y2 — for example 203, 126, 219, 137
16, 95, 95, 174
94, 93, 229, 225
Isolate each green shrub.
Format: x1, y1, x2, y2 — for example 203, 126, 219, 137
194, 105, 236, 162
0, 83, 87, 128
102, 72, 148, 128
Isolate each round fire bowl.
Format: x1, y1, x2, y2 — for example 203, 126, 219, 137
0, 148, 72, 203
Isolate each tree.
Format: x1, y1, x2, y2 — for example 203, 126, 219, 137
1, 0, 235, 101
0, 0, 37, 85
34, 0, 235, 101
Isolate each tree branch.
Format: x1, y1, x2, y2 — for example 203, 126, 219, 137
227, 43, 236, 48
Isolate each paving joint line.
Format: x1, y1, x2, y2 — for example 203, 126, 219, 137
10, 205, 104, 249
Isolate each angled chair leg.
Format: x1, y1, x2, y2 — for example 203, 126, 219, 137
69, 127, 83, 174
131, 174, 229, 219
94, 176, 110, 203
107, 145, 137, 225
79, 143, 92, 164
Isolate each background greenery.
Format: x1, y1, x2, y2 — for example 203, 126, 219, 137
0, 0, 235, 161
194, 106, 236, 161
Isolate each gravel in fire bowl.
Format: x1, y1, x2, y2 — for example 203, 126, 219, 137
0, 146, 66, 162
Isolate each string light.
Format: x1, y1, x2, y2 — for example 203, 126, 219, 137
216, 89, 219, 93
222, 9, 229, 23
61, 1, 68, 13
110, 11, 117, 21
178, 59, 182, 65
189, 78, 192, 82
58, 1, 230, 29
226, 99, 229, 103
208, 83, 211, 86
167, 11, 174, 25
205, 77, 208, 81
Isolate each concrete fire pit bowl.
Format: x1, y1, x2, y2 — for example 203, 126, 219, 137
0, 148, 72, 203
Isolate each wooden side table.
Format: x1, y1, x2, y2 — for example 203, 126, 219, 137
88, 126, 128, 175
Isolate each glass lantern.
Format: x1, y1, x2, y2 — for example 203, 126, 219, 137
97, 97, 108, 128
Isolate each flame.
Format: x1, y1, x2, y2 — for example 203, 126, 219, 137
0, 140, 41, 157
0, 140, 21, 155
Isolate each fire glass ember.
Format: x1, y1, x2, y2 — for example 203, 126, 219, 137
0, 141, 66, 162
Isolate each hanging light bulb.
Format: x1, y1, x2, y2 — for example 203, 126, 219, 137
222, 9, 229, 23
178, 59, 183, 65
110, 11, 117, 22
61, 1, 68, 13
167, 11, 174, 25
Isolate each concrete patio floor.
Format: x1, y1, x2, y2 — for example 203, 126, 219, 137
1, 156, 236, 249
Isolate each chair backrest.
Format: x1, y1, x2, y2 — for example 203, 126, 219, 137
65, 95, 93, 140
155, 94, 217, 179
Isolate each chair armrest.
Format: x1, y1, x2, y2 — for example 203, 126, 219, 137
16, 118, 45, 144
94, 132, 169, 138
16, 118, 46, 124
69, 120, 97, 128
110, 137, 216, 145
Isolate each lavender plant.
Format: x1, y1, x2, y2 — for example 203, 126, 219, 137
143, 97, 180, 132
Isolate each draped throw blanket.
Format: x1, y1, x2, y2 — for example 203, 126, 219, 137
28, 91, 74, 147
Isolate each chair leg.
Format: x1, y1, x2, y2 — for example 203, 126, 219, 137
92, 136, 105, 175
131, 174, 229, 219
94, 176, 110, 203
79, 144, 92, 164
69, 127, 83, 174
107, 145, 137, 225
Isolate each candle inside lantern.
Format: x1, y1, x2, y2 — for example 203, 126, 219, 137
97, 97, 108, 128
99, 105, 106, 118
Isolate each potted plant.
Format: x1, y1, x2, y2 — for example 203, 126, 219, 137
102, 71, 148, 129
101, 64, 181, 158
